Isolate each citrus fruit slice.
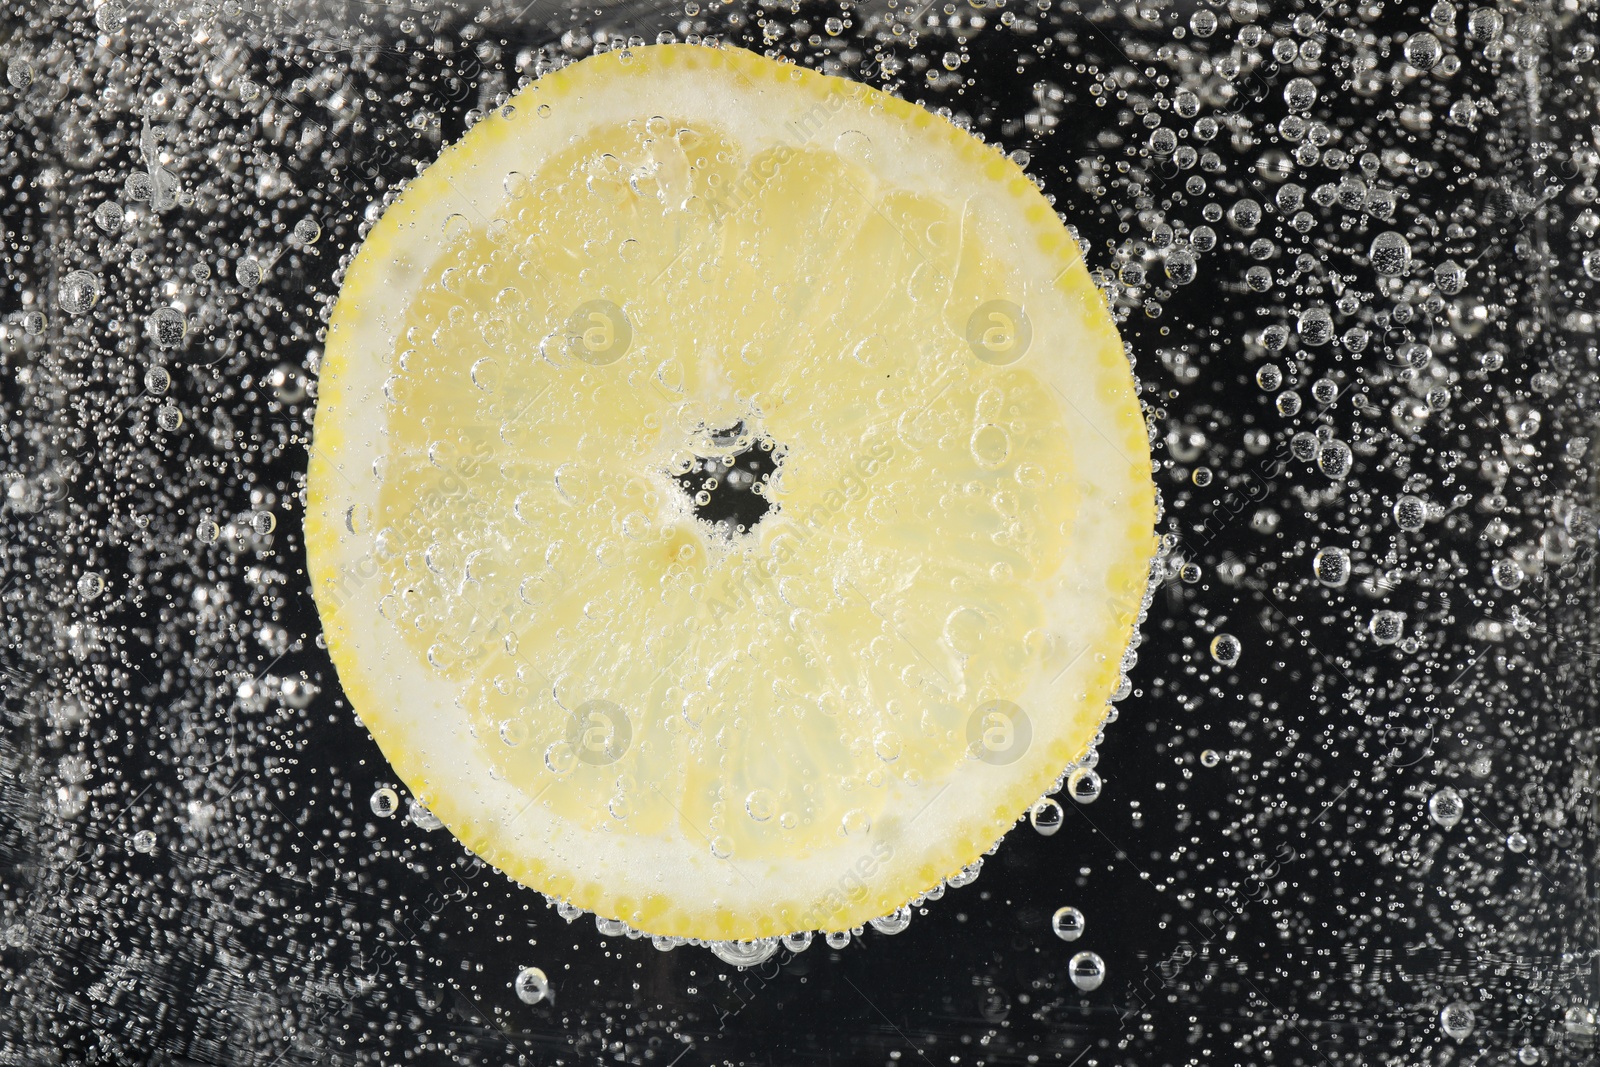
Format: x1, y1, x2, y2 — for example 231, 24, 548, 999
306, 42, 1157, 943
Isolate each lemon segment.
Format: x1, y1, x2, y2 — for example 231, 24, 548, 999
306, 43, 1157, 941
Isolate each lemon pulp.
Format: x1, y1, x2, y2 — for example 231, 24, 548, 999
306, 43, 1157, 941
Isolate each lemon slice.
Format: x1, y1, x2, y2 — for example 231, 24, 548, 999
306, 42, 1157, 942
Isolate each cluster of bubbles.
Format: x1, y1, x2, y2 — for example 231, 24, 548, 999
0, 1, 1596, 1065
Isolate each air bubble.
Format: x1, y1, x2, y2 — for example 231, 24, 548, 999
147, 307, 187, 349
1050, 906, 1085, 941
1368, 231, 1412, 276
1404, 31, 1443, 70
1369, 610, 1405, 645
1393, 495, 1427, 531
1067, 768, 1101, 804
1068, 951, 1106, 991
1439, 1001, 1475, 1040
407, 798, 443, 830
58, 270, 102, 315
1029, 797, 1063, 836
369, 787, 399, 817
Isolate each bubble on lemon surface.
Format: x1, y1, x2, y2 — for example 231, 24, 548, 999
1067, 768, 1101, 805
1029, 797, 1063, 836
406, 798, 444, 830
513, 966, 552, 1005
